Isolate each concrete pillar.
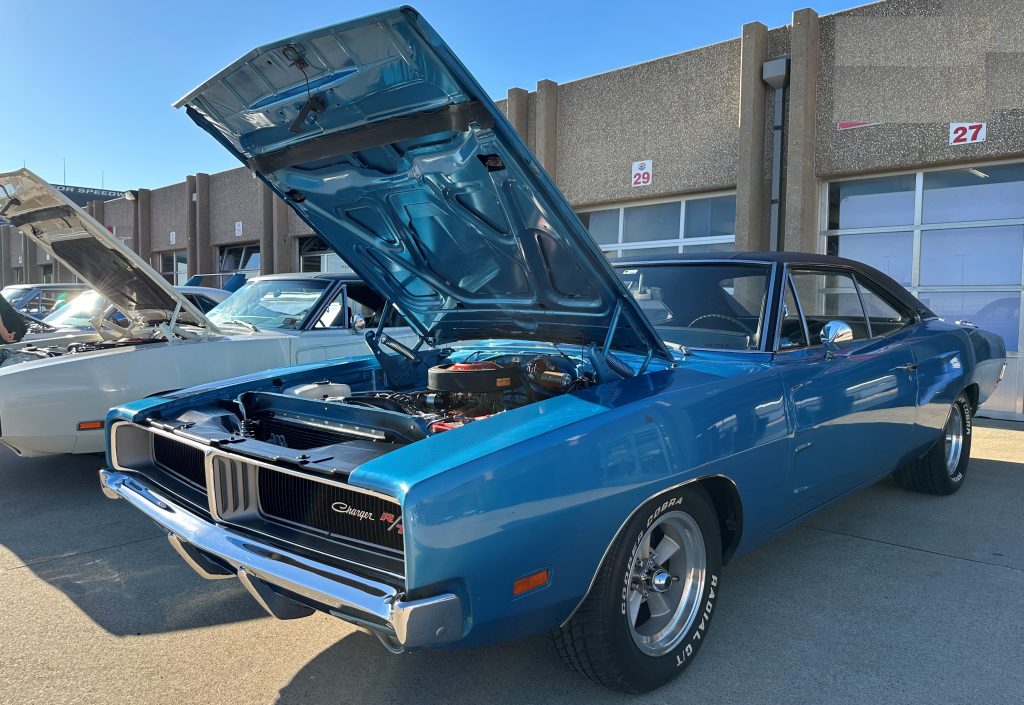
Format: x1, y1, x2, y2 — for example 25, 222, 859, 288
24, 236, 38, 281
89, 199, 106, 226
783, 8, 820, 254
195, 173, 214, 274
0, 225, 11, 287
135, 188, 152, 262
185, 175, 198, 277
735, 21, 770, 253
272, 195, 294, 274
506, 87, 530, 143
535, 79, 559, 182
259, 183, 276, 275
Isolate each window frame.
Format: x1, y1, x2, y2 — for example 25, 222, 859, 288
577, 190, 737, 259
614, 258, 777, 353
774, 264, 921, 353
775, 271, 812, 351
820, 158, 1024, 356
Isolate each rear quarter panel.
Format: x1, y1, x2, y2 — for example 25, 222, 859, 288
909, 319, 1006, 435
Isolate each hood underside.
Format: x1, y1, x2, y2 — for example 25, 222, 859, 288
177, 7, 668, 360
0, 170, 216, 332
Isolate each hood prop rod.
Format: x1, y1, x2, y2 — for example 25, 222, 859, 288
587, 301, 636, 381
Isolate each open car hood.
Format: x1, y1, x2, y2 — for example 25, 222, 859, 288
176, 7, 669, 360
0, 169, 218, 333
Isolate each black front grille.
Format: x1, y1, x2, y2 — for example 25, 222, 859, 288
258, 468, 403, 552
153, 434, 207, 488
259, 416, 349, 450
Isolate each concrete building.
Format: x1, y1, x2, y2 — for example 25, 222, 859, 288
2, 0, 1022, 418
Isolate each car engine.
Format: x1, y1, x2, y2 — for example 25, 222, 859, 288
229, 353, 593, 450
348, 355, 589, 433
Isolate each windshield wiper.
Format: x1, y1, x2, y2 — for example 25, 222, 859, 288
221, 319, 259, 333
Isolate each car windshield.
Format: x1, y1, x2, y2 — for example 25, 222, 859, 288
208, 279, 329, 330
42, 290, 107, 328
2, 287, 30, 303
617, 262, 771, 351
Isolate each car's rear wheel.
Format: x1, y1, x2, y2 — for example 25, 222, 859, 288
893, 392, 972, 495
553, 486, 722, 693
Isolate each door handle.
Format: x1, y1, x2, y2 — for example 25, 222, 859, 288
893, 363, 918, 372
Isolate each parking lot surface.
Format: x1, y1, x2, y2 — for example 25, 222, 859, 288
0, 420, 1020, 705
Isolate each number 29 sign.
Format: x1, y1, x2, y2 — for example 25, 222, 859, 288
631, 160, 653, 187
949, 122, 986, 145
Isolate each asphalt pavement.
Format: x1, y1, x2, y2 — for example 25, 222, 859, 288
0, 420, 1021, 705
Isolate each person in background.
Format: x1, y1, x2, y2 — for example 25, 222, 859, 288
0, 292, 28, 343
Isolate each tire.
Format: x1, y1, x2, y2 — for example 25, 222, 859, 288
893, 392, 972, 495
553, 486, 722, 693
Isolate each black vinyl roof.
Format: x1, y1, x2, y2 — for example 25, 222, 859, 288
610, 251, 935, 318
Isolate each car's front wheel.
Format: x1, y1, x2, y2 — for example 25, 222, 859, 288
893, 391, 973, 495
554, 486, 722, 693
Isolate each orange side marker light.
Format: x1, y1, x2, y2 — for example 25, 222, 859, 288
512, 569, 550, 597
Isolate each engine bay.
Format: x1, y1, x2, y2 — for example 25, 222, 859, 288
254, 352, 594, 439
144, 349, 603, 478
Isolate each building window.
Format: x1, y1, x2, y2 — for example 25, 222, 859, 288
825, 161, 1024, 418
577, 193, 736, 259
158, 251, 188, 285
826, 174, 916, 230
298, 235, 353, 274
219, 244, 260, 275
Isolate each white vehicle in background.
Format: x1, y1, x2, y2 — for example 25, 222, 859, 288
3, 285, 228, 352
0, 168, 414, 456
2, 282, 90, 316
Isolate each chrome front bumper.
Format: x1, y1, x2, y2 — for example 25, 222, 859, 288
99, 469, 463, 650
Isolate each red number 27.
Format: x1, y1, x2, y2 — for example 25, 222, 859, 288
952, 124, 983, 143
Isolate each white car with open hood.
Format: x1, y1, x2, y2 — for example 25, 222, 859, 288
2, 285, 228, 355
0, 169, 414, 457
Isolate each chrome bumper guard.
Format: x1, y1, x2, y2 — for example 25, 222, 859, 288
99, 469, 463, 649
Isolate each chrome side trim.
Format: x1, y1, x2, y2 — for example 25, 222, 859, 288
99, 468, 461, 649
557, 473, 741, 629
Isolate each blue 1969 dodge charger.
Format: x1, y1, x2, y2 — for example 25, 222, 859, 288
97, 8, 1007, 693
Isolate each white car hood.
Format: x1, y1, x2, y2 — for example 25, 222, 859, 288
0, 169, 218, 333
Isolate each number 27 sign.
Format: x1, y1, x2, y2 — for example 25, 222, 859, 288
949, 122, 986, 145
631, 160, 653, 187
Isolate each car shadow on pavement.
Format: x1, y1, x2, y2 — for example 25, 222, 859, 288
0, 452, 265, 636
275, 631, 627, 705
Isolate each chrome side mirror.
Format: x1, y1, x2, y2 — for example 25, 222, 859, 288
350, 313, 366, 332
821, 320, 853, 358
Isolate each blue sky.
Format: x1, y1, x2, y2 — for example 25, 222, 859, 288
0, 0, 854, 191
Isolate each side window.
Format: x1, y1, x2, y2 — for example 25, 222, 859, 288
855, 276, 914, 336
779, 277, 808, 349
22, 291, 41, 314
313, 285, 390, 329
185, 294, 217, 313
790, 269, 870, 343
314, 291, 348, 328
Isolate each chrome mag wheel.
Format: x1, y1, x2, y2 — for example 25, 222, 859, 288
944, 405, 964, 476
626, 510, 707, 656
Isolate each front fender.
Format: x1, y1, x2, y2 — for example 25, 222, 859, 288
388, 365, 789, 646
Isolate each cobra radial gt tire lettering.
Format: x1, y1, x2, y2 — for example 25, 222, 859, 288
893, 392, 973, 496
554, 486, 722, 693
